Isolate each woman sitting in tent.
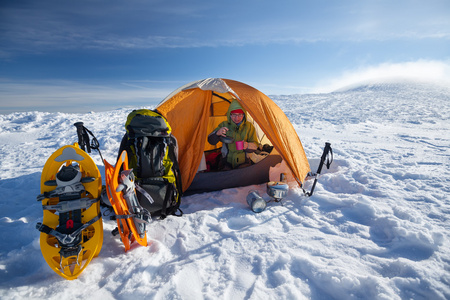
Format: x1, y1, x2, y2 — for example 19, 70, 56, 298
208, 99, 259, 170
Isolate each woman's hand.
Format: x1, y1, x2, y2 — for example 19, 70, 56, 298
216, 127, 229, 137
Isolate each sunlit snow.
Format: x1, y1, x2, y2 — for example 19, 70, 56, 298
0, 80, 449, 299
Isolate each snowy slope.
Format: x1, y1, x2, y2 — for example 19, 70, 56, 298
0, 80, 449, 299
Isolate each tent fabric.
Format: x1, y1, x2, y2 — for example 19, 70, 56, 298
156, 78, 310, 192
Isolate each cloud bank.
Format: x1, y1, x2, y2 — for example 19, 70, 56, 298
0, 80, 174, 114
314, 60, 450, 93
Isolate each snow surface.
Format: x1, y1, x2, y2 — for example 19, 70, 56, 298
0, 81, 449, 299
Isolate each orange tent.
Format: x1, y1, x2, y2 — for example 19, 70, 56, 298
156, 78, 310, 193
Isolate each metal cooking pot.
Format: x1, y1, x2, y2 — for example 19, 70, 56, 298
220, 136, 234, 144
266, 181, 289, 200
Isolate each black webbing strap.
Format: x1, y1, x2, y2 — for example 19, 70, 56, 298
36, 212, 102, 247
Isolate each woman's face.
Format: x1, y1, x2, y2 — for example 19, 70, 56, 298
230, 112, 244, 124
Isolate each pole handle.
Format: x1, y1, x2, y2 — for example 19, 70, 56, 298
73, 122, 91, 153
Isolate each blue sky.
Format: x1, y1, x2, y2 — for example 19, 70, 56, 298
1, 0, 449, 113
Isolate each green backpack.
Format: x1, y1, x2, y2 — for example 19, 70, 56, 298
118, 109, 183, 218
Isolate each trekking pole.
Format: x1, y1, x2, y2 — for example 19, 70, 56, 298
307, 142, 333, 196
74, 122, 91, 153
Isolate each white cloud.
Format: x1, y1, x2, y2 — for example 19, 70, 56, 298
313, 60, 450, 92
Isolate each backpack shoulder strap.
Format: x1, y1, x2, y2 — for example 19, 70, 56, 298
167, 135, 182, 196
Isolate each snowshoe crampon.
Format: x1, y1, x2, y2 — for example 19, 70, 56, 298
37, 145, 103, 280
104, 150, 151, 251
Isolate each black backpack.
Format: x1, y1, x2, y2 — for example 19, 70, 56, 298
118, 109, 183, 219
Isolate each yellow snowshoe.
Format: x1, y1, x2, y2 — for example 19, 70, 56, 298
36, 144, 103, 280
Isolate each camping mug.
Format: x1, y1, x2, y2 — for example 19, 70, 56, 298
246, 190, 267, 213
235, 141, 244, 150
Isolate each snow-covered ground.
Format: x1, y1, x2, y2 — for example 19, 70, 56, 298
0, 80, 449, 299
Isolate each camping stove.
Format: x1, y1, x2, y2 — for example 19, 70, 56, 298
266, 181, 289, 201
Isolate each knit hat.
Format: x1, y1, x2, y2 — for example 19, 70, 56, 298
231, 109, 244, 114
